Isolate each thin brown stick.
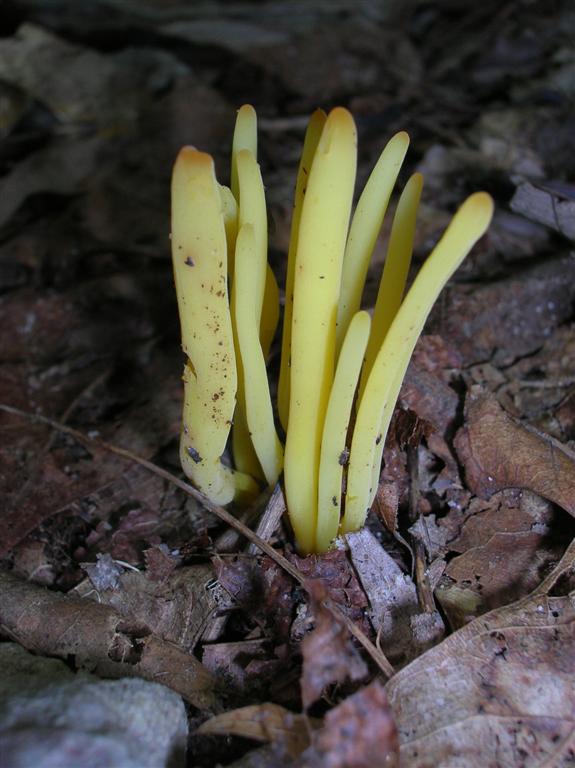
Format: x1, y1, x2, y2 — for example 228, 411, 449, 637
246, 482, 286, 555
213, 484, 274, 554
324, 598, 395, 679
0, 403, 393, 678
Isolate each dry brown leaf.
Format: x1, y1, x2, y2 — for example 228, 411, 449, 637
300, 580, 368, 709
143, 544, 181, 582
400, 363, 459, 436
455, 389, 575, 516
386, 541, 575, 767
299, 682, 399, 768
440, 530, 566, 627
437, 491, 571, 626
291, 548, 369, 628
371, 481, 400, 535
198, 703, 313, 758
214, 555, 294, 641
202, 639, 286, 694
411, 334, 463, 374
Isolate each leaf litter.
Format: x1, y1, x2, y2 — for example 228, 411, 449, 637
1, 1, 575, 766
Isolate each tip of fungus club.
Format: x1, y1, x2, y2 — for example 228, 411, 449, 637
237, 104, 257, 118
175, 146, 211, 170
319, 107, 357, 153
392, 130, 410, 149
467, 191, 494, 218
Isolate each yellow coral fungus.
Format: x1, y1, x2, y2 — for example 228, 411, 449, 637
171, 105, 493, 553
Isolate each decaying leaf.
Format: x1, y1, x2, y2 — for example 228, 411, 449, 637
437, 491, 571, 626
371, 481, 400, 535
74, 564, 230, 652
454, 388, 575, 516
400, 362, 459, 436
198, 703, 313, 759
511, 180, 575, 241
202, 638, 292, 700
143, 543, 181, 582
300, 682, 399, 768
300, 580, 368, 709
214, 555, 294, 641
291, 549, 369, 628
386, 541, 575, 767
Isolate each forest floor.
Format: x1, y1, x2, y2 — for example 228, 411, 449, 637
0, 1, 574, 766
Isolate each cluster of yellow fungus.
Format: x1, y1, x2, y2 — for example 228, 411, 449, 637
171, 105, 493, 555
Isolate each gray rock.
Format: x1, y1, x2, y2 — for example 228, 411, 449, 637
0, 643, 188, 768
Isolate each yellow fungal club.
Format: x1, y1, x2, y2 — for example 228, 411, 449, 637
171, 106, 493, 554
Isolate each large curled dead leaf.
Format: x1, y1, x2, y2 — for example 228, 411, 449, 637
454, 388, 575, 516
385, 540, 575, 767
437, 491, 572, 626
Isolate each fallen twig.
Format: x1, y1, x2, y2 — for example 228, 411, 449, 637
0, 569, 216, 709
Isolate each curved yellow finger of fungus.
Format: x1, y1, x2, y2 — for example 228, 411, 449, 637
316, 310, 370, 553
171, 147, 256, 503
231, 148, 269, 481
336, 131, 410, 355
342, 191, 494, 534
230, 307, 263, 480
230, 294, 263, 481
219, 184, 238, 280
237, 149, 268, 326
278, 109, 327, 430
284, 107, 357, 555
234, 224, 283, 485
260, 263, 280, 359
359, 172, 423, 398
231, 386, 263, 481
231, 104, 257, 201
